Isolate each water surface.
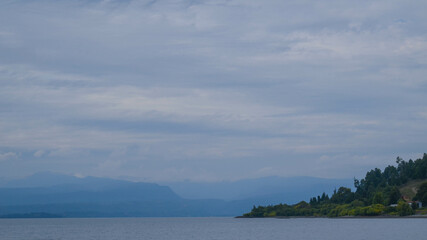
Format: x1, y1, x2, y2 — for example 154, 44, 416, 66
0, 217, 426, 240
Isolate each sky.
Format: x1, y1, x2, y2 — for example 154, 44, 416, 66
0, 0, 426, 182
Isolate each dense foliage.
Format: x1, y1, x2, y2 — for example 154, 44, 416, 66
414, 182, 427, 206
244, 154, 427, 217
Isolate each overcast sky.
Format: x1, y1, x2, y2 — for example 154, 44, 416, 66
0, 0, 426, 182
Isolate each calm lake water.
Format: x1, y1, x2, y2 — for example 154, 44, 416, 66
0, 217, 426, 240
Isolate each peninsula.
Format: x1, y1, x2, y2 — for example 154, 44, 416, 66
242, 154, 427, 218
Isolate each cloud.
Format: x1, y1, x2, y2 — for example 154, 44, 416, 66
33, 150, 45, 158
0, 0, 426, 181
0, 152, 18, 161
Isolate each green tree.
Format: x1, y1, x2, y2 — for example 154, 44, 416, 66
396, 200, 414, 216
372, 192, 384, 205
331, 187, 354, 204
414, 182, 427, 207
383, 186, 401, 205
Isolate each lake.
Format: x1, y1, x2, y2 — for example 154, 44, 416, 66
0, 217, 426, 240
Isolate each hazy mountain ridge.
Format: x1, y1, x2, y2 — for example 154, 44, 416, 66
0, 172, 180, 205
0, 171, 132, 189
0, 172, 353, 217
165, 176, 353, 203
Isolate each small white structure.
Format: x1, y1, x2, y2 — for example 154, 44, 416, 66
408, 201, 422, 208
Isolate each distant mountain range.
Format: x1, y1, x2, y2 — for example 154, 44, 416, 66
0, 172, 353, 217
165, 176, 354, 205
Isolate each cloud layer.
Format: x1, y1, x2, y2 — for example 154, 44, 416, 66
1, 0, 426, 181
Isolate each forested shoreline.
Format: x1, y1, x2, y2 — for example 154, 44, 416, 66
243, 154, 427, 217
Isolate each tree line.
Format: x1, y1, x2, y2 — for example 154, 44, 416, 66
244, 153, 427, 217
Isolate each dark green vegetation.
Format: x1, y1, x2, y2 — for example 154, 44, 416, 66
414, 182, 427, 205
244, 154, 427, 218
